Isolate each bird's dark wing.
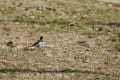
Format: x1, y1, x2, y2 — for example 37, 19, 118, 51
30, 40, 39, 47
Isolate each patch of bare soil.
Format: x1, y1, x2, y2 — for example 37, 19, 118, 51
0, 29, 120, 79
0, 0, 120, 80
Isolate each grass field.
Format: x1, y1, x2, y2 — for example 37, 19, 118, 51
0, 0, 120, 80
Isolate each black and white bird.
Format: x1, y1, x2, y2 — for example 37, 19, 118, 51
24, 36, 44, 50
30, 36, 44, 48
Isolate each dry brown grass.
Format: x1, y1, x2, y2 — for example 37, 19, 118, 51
0, 0, 120, 80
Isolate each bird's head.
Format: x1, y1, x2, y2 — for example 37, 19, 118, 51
40, 36, 43, 40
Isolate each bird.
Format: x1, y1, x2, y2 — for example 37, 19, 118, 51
24, 36, 44, 51
30, 36, 44, 48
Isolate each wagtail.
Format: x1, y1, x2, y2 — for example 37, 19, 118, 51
30, 36, 44, 48
24, 36, 44, 50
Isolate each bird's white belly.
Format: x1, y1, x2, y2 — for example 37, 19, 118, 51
39, 41, 44, 46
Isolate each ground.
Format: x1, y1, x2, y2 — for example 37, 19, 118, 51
0, 0, 120, 80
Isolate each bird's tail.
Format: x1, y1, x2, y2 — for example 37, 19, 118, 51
23, 45, 33, 51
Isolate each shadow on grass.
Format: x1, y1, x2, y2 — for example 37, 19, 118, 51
88, 22, 120, 27
0, 19, 71, 26
0, 68, 119, 77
